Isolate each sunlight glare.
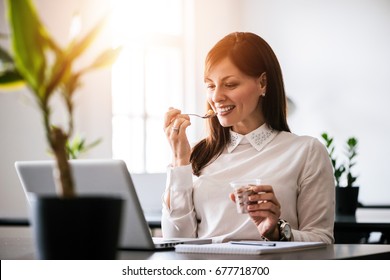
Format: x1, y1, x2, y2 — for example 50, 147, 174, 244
110, 0, 184, 172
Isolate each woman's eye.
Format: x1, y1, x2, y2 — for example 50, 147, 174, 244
206, 84, 215, 90
225, 83, 237, 88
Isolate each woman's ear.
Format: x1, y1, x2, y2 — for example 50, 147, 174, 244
259, 72, 267, 88
258, 72, 267, 96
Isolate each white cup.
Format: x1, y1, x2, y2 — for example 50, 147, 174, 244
230, 179, 261, 214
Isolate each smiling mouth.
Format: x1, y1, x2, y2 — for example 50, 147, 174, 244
217, 105, 235, 115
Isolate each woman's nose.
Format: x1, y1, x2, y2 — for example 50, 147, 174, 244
211, 87, 226, 103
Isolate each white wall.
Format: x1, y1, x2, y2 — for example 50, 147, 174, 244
1, 0, 389, 219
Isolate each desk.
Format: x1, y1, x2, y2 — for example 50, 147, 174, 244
5, 207, 389, 245
1, 227, 389, 260
148, 209, 390, 243
335, 208, 390, 243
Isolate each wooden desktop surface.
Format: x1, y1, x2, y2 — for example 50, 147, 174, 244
1, 227, 389, 260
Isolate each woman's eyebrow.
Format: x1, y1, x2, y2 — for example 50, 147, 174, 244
204, 75, 236, 83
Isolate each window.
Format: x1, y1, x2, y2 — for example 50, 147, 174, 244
110, 0, 194, 173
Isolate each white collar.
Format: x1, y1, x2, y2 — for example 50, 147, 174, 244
227, 124, 276, 153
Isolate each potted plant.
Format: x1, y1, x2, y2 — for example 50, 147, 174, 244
321, 133, 359, 216
1, 0, 122, 259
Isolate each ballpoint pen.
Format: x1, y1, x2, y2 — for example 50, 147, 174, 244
230, 241, 277, 247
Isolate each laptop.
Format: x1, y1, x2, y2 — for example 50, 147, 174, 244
15, 159, 211, 250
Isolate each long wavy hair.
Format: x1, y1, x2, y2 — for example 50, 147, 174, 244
190, 32, 291, 176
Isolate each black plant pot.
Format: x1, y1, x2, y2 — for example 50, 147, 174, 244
30, 195, 123, 260
335, 187, 359, 216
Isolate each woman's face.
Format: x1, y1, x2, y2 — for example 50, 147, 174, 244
204, 57, 266, 135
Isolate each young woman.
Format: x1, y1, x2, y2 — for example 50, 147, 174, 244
162, 32, 335, 243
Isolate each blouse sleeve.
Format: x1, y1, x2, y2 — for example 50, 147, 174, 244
292, 138, 335, 244
161, 164, 198, 238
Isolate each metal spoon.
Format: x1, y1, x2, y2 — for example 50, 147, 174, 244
186, 111, 217, 119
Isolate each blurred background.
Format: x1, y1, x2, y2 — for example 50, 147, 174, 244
1, 0, 389, 218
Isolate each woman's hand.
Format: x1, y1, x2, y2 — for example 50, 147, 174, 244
163, 107, 192, 166
230, 185, 281, 240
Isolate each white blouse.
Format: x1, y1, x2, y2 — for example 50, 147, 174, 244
161, 124, 335, 244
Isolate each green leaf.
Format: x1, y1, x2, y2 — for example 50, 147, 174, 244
0, 45, 25, 89
65, 135, 102, 159
45, 16, 111, 100
65, 16, 109, 64
0, 71, 25, 89
82, 47, 122, 72
6, 0, 50, 94
63, 72, 82, 98
0, 45, 13, 63
347, 137, 357, 147
44, 52, 73, 100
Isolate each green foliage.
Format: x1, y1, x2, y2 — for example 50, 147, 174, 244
321, 133, 345, 187
6, 0, 51, 94
321, 133, 359, 187
47, 135, 102, 160
1, 0, 121, 197
0, 45, 25, 88
346, 137, 358, 187
66, 135, 102, 160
